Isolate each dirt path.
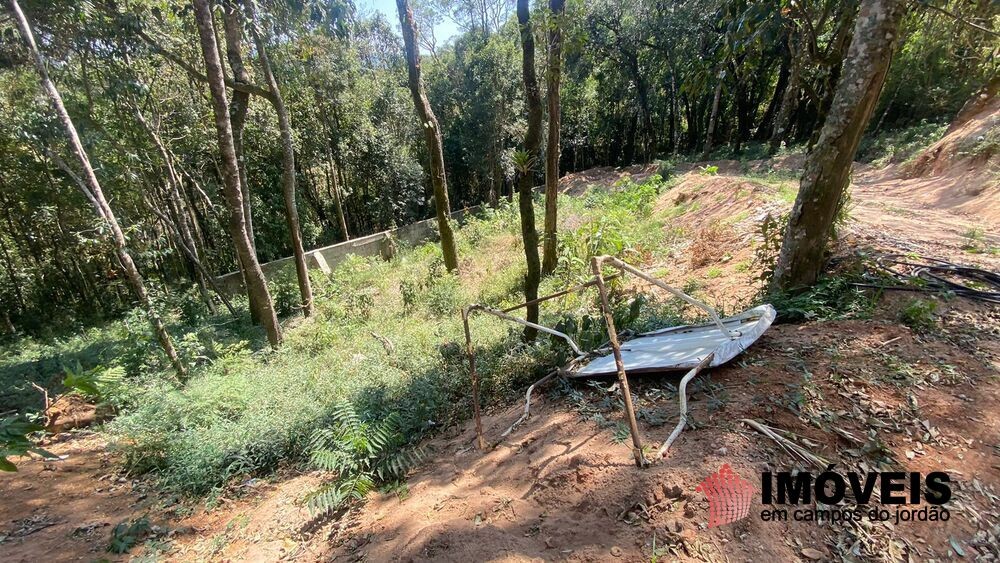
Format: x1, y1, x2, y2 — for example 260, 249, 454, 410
2, 157, 998, 562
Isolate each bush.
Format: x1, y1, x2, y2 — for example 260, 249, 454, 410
898, 298, 938, 332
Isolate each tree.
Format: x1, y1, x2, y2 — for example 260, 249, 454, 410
541, 0, 565, 276
397, 0, 460, 272
9, 0, 187, 378
516, 0, 543, 341
245, 2, 314, 317
771, 0, 907, 292
191, 0, 282, 347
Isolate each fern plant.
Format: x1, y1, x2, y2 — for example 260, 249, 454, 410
62, 362, 125, 402
304, 402, 422, 515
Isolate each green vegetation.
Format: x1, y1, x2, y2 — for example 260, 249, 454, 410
0, 179, 684, 494
1, 416, 51, 471
857, 121, 948, 166
305, 402, 422, 515
898, 298, 939, 332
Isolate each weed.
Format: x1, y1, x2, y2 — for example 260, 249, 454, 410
1, 416, 53, 471
699, 165, 719, 176
108, 517, 151, 554
305, 402, 422, 515
768, 272, 880, 322
898, 298, 938, 332
655, 159, 677, 180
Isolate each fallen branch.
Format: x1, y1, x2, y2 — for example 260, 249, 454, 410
740, 418, 830, 469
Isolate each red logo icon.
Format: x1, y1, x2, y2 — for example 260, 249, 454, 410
696, 464, 755, 527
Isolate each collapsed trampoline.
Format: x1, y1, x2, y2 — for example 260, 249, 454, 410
462, 255, 776, 467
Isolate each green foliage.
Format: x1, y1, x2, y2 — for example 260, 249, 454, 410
699, 165, 719, 176
106, 228, 553, 495
857, 122, 947, 166
1, 416, 52, 471
655, 159, 677, 180
898, 298, 938, 332
767, 271, 880, 322
108, 517, 151, 554
62, 362, 125, 402
304, 402, 422, 515
555, 176, 665, 284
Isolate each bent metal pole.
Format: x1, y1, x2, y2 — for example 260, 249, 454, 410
591, 256, 647, 467
462, 306, 487, 451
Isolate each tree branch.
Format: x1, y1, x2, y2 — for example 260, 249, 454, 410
137, 29, 276, 101
912, 1, 999, 37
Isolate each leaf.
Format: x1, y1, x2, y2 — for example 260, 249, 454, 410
801, 548, 824, 560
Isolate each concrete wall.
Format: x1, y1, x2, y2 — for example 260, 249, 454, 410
215, 206, 481, 294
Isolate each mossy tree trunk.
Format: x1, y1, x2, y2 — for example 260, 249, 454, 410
396, 0, 459, 272
192, 0, 282, 347
771, 0, 907, 293
517, 0, 543, 341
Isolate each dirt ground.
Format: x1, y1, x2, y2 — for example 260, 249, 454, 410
2, 123, 999, 562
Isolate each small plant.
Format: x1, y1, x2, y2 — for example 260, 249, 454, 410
304, 402, 422, 516
699, 164, 719, 176
961, 227, 989, 254
655, 159, 676, 180
1, 416, 53, 471
898, 298, 938, 332
424, 273, 463, 317
108, 517, 151, 554
706, 267, 723, 279
62, 362, 125, 402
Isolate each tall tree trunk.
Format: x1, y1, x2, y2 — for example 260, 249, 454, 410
771, 0, 907, 292
220, 1, 264, 323
624, 51, 655, 162
221, 2, 255, 253
517, 0, 543, 342
192, 0, 282, 347
247, 7, 314, 317
769, 33, 803, 154
396, 0, 459, 272
10, 0, 188, 378
541, 0, 565, 276
703, 74, 723, 159
756, 45, 791, 141
327, 158, 350, 241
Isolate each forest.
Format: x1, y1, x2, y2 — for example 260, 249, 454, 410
1, 0, 998, 560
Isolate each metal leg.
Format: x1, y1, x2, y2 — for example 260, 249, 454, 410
591, 256, 647, 468
462, 307, 486, 450
501, 369, 558, 437
657, 353, 714, 459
